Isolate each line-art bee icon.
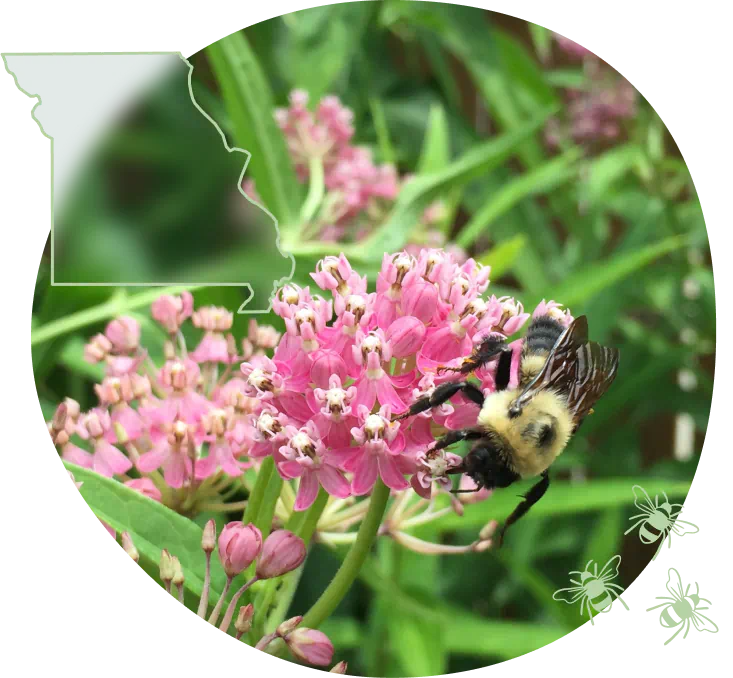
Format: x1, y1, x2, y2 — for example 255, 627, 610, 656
624, 485, 699, 559
553, 554, 629, 624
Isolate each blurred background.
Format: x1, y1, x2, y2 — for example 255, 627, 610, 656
33, 2, 713, 675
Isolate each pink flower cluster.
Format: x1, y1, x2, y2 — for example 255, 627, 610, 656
52, 249, 574, 514
243, 90, 453, 250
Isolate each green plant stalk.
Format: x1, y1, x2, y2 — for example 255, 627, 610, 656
299, 156, 325, 225
254, 469, 284, 542
31, 285, 201, 347
301, 480, 390, 629
242, 456, 275, 524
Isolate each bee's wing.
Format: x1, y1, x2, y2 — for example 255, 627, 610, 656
691, 611, 719, 634
512, 315, 619, 428
632, 485, 655, 513
598, 554, 622, 580
666, 568, 685, 599
552, 585, 584, 604
669, 519, 699, 537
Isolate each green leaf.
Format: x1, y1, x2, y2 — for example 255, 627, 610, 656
545, 69, 587, 89
528, 22, 553, 64
456, 147, 581, 248
581, 144, 643, 207
476, 234, 527, 279
416, 104, 450, 174
582, 508, 623, 569
370, 98, 397, 164
363, 107, 554, 256
63, 462, 226, 600
206, 30, 301, 227
60, 337, 105, 381
543, 235, 688, 308
438, 478, 691, 530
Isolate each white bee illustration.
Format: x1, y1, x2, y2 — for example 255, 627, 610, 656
624, 485, 694, 560
553, 555, 629, 624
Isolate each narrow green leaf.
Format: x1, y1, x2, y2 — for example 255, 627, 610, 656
528, 22, 553, 64
476, 234, 527, 279
582, 508, 624, 569
416, 104, 450, 174
545, 235, 688, 307
456, 147, 581, 247
369, 97, 397, 164
582, 144, 643, 206
437, 478, 691, 530
363, 107, 554, 256
206, 31, 301, 227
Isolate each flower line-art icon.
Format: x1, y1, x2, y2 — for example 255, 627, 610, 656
625, 485, 699, 560
647, 568, 718, 645
553, 555, 629, 624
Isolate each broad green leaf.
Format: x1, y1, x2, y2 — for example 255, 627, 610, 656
206, 31, 301, 228
456, 147, 581, 247
63, 462, 226, 600
363, 107, 554, 256
437, 478, 691, 530
476, 234, 527, 279
542, 235, 688, 308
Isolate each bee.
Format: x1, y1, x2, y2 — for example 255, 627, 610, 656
552, 555, 629, 624
395, 314, 619, 546
624, 485, 699, 559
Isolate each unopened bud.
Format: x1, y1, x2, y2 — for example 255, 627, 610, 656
276, 616, 303, 638
218, 522, 263, 577
256, 530, 306, 579
202, 519, 216, 553
171, 555, 185, 586
159, 549, 174, 583
121, 532, 139, 562
234, 603, 254, 635
330, 661, 348, 674
284, 627, 335, 666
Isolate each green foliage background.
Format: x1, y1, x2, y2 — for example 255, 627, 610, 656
32, 2, 712, 675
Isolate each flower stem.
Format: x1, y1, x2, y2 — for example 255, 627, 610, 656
218, 576, 259, 632
242, 456, 274, 524
208, 577, 232, 626
31, 285, 202, 347
196, 552, 212, 618
301, 479, 390, 629
299, 156, 325, 225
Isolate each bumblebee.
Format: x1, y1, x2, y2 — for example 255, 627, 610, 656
395, 314, 619, 546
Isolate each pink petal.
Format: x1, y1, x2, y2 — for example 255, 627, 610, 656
378, 453, 410, 491
352, 376, 377, 412
136, 443, 169, 473
278, 460, 305, 479
317, 465, 351, 499
62, 443, 93, 468
193, 453, 218, 480
294, 470, 319, 511
350, 452, 379, 495
163, 454, 188, 489
375, 376, 407, 414
94, 440, 132, 476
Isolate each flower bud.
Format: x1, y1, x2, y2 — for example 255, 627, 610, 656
234, 603, 254, 635
121, 532, 139, 563
202, 519, 216, 554
330, 661, 348, 674
171, 555, 185, 587
256, 530, 306, 580
284, 627, 335, 666
159, 549, 174, 583
84, 333, 112, 363
218, 522, 263, 577
386, 315, 426, 358
276, 616, 303, 638
105, 316, 141, 352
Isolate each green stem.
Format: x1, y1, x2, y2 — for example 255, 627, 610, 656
242, 456, 274, 524
31, 285, 201, 347
255, 468, 284, 541
299, 156, 325, 224
301, 480, 390, 629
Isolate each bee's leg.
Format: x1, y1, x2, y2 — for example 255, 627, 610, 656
431, 428, 484, 453
495, 470, 550, 547
437, 335, 512, 377
393, 381, 485, 421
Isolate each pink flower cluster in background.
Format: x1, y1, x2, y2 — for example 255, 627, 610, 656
242, 90, 455, 251
51, 248, 574, 514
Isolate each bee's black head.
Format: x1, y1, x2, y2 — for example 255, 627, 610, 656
464, 437, 519, 490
